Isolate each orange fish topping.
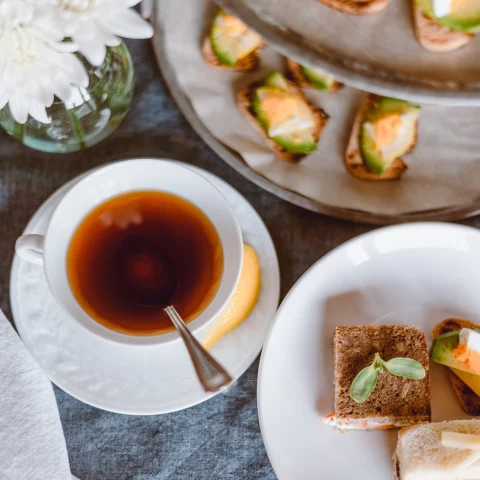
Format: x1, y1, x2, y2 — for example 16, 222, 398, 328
223, 15, 248, 36
453, 343, 480, 375
373, 114, 403, 151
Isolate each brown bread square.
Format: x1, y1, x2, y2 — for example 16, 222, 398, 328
333, 325, 431, 429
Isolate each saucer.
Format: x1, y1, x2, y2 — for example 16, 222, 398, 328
10, 160, 280, 414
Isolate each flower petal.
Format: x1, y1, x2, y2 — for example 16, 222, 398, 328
104, 9, 153, 38
95, 23, 123, 47
27, 79, 54, 109
105, 35, 122, 47
39, 85, 54, 107
9, 96, 29, 124
75, 38, 107, 67
51, 41, 79, 53
56, 53, 89, 88
0, 90, 8, 110
28, 101, 51, 124
51, 74, 74, 103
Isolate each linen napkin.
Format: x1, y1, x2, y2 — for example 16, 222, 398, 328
0, 309, 73, 480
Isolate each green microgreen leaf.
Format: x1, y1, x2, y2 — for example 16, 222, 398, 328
382, 357, 426, 379
349, 352, 426, 403
373, 352, 384, 373
349, 364, 378, 404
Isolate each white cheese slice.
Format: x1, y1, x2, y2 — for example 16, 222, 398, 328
459, 328, 480, 354
215, 14, 262, 60
432, 0, 453, 18
363, 111, 418, 164
256, 89, 316, 137
268, 115, 314, 137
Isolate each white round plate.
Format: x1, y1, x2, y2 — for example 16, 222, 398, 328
10, 160, 280, 415
258, 223, 480, 479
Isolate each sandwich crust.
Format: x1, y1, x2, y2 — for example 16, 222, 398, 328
432, 318, 480, 416
412, 2, 473, 53
393, 453, 401, 480
345, 94, 410, 181
316, 0, 388, 15
286, 59, 343, 92
236, 79, 329, 163
202, 36, 264, 72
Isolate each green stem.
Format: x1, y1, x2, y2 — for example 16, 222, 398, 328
66, 107, 87, 150
12, 122, 25, 142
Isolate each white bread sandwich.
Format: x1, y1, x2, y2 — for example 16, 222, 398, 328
395, 420, 480, 480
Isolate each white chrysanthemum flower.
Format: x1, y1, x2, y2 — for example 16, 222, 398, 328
0, 1, 89, 124
46, 0, 154, 66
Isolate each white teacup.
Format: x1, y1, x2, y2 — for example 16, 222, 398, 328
15, 159, 243, 346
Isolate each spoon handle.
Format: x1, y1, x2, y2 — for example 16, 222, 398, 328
164, 306, 233, 393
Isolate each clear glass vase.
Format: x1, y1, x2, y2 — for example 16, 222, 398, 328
0, 42, 134, 154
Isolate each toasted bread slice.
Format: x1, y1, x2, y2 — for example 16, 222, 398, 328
345, 94, 413, 181
316, 0, 388, 15
286, 59, 343, 93
413, 2, 473, 52
432, 318, 480, 416
202, 36, 263, 72
237, 78, 329, 163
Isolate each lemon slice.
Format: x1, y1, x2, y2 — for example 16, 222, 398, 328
205, 245, 261, 349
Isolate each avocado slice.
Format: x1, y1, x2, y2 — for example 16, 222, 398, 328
210, 10, 261, 66
302, 66, 336, 91
431, 329, 480, 397
359, 126, 386, 176
431, 331, 464, 370
262, 72, 291, 92
273, 130, 317, 154
416, 0, 480, 33
251, 83, 317, 154
359, 97, 420, 176
363, 97, 420, 124
431, 329, 480, 374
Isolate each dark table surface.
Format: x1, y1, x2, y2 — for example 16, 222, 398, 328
2, 39, 480, 480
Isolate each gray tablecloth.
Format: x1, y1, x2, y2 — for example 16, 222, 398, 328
1, 39, 479, 480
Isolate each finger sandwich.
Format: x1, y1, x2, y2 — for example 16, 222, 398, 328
328, 325, 431, 430
395, 420, 480, 479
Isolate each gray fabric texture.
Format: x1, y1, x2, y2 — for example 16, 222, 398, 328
1, 39, 480, 480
